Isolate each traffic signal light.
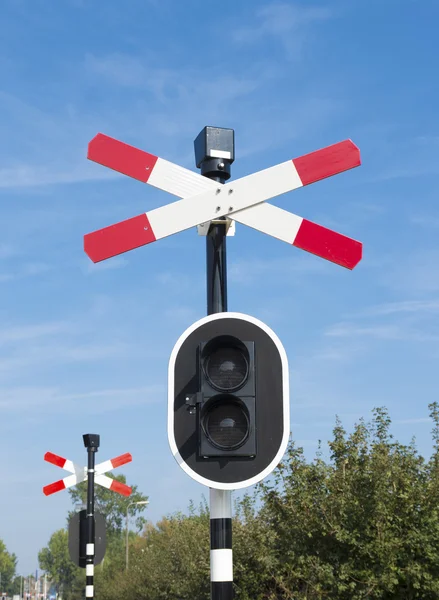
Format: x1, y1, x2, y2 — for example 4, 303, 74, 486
168, 312, 289, 489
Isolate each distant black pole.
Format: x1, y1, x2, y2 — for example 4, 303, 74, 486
194, 126, 235, 600
83, 434, 100, 600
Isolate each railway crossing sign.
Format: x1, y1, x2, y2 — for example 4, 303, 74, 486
43, 450, 133, 496
84, 133, 362, 269
82, 126, 363, 600
43, 435, 134, 600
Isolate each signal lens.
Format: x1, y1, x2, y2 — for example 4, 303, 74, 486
203, 339, 249, 392
203, 397, 249, 450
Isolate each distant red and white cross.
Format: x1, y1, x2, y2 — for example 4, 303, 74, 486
43, 451, 132, 497
84, 134, 362, 269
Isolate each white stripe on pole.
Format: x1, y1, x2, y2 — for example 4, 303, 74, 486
210, 550, 233, 582
86, 543, 94, 555
209, 489, 232, 519
85, 586, 94, 598
86, 565, 94, 576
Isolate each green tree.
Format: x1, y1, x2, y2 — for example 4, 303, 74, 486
38, 529, 79, 596
96, 503, 211, 600
0, 539, 17, 595
38, 472, 148, 600
249, 406, 439, 599
38, 406, 439, 599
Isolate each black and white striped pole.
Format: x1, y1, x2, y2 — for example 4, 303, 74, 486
168, 127, 290, 600
210, 489, 233, 598
197, 127, 234, 599
83, 434, 99, 600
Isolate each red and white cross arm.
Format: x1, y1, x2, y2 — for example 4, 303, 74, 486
94, 452, 132, 474
43, 451, 133, 497
43, 452, 86, 496
94, 452, 132, 496
85, 134, 362, 269
94, 474, 132, 497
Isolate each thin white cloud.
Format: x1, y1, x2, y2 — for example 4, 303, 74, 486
381, 250, 439, 294
85, 52, 266, 104
396, 417, 432, 425
410, 215, 439, 229
362, 134, 439, 184
348, 300, 439, 318
0, 321, 72, 346
85, 53, 147, 87
82, 52, 289, 155
312, 347, 356, 362
0, 162, 118, 189
232, 3, 332, 59
84, 256, 129, 273
369, 164, 439, 182
0, 261, 52, 283
0, 90, 119, 189
325, 322, 439, 342
326, 323, 402, 339
0, 341, 131, 377
229, 254, 329, 285
0, 384, 164, 414
0, 243, 18, 259
163, 306, 200, 322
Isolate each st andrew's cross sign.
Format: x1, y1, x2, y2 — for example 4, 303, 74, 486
83, 134, 362, 269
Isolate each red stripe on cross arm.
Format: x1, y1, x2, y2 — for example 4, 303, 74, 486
44, 452, 66, 468
110, 480, 132, 497
111, 453, 132, 468
293, 220, 363, 270
87, 133, 159, 183
43, 480, 66, 496
293, 140, 361, 186
84, 214, 156, 263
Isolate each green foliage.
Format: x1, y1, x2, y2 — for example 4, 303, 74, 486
38, 471, 148, 600
0, 538, 17, 594
96, 506, 211, 600
40, 404, 439, 599
38, 529, 80, 596
9, 576, 22, 596
247, 404, 439, 599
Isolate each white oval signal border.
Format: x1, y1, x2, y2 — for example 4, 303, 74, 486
167, 311, 290, 490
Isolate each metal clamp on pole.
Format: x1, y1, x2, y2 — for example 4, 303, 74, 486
83, 433, 100, 600
194, 126, 235, 600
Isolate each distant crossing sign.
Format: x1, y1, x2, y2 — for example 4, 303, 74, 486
84, 134, 362, 269
43, 450, 132, 496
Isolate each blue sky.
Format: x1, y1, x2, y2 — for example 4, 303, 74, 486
1, 0, 439, 575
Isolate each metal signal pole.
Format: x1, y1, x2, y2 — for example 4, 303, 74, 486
83, 434, 99, 600
195, 126, 235, 600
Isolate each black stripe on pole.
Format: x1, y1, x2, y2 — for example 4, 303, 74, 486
210, 518, 232, 549
86, 571, 94, 589
212, 581, 234, 600
210, 512, 233, 600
